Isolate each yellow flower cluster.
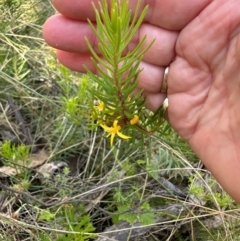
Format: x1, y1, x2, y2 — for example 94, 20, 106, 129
96, 101, 139, 146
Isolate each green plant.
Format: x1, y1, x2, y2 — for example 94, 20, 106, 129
189, 174, 234, 208
0, 141, 31, 187
36, 204, 96, 241
56, 205, 97, 241
61, 74, 91, 124
81, 0, 166, 147
1, 141, 30, 167
189, 175, 206, 200
112, 186, 155, 225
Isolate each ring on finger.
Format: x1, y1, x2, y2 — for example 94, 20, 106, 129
160, 67, 169, 93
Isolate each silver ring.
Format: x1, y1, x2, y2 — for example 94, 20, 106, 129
161, 67, 169, 93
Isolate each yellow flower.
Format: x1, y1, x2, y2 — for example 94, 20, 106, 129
96, 101, 115, 115
130, 115, 139, 125
97, 101, 105, 112
100, 120, 131, 146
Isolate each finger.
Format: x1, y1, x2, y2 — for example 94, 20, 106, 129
43, 14, 98, 53
137, 63, 165, 93
56, 50, 93, 72
43, 15, 178, 66
145, 93, 167, 112
136, 24, 178, 65
137, 63, 167, 111
52, 0, 211, 30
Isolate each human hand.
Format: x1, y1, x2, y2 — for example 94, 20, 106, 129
43, 0, 240, 202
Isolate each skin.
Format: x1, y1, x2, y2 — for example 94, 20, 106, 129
43, 0, 240, 202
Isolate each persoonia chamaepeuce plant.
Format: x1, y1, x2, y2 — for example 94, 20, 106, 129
84, 0, 165, 146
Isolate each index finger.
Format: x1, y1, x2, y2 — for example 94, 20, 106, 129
52, 0, 211, 30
